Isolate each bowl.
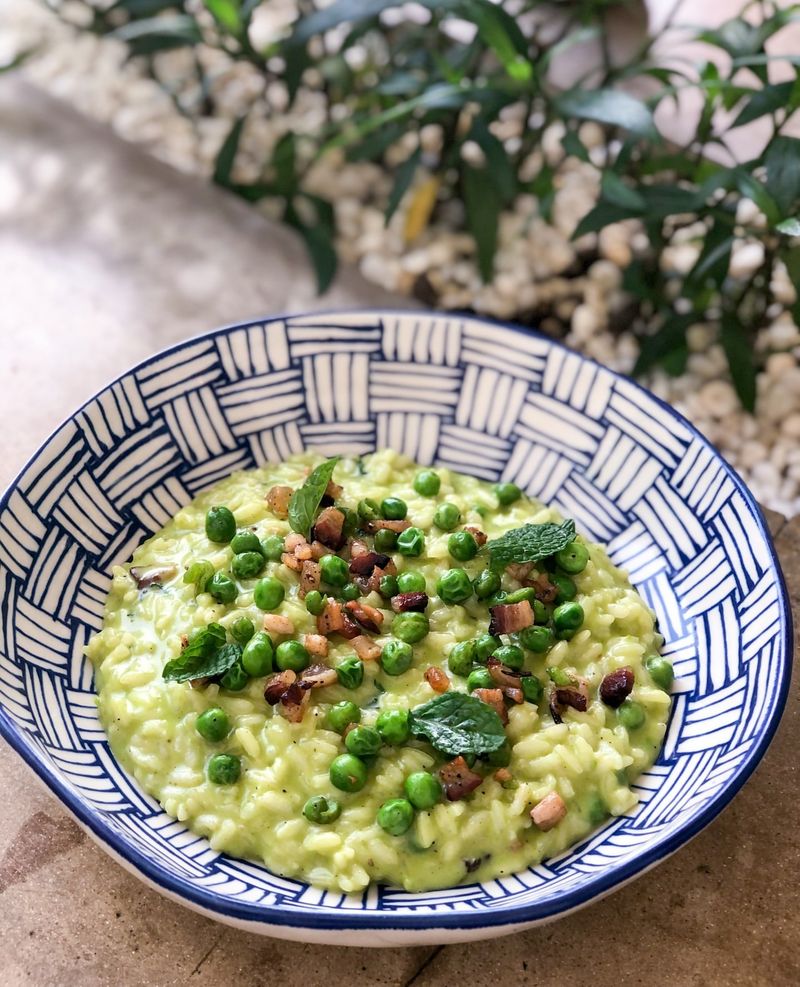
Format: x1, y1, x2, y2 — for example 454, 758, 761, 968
0, 310, 791, 945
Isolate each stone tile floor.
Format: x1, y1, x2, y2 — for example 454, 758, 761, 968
0, 79, 797, 986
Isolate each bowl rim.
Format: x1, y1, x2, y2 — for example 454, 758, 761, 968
0, 307, 793, 933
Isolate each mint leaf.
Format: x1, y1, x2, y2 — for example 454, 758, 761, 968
288, 456, 340, 538
162, 623, 233, 682
487, 519, 576, 570
409, 693, 506, 758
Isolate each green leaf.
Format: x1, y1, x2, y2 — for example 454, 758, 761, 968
285, 197, 337, 294
764, 137, 800, 216
730, 81, 794, 128
385, 147, 421, 223
287, 457, 341, 538
633, 314, 695, 377
720, 313, 756, 413
469, 119, 517, 204
272, 132, 297, 196
346, 123, 404, 163
111, 0, 181, 16
284, 45, 312, 104
111, 14, 202, 54
687, 223, 733, 287
462, 164, 501, 283
287, 0, 406, 47
733, 169, 781, 225
203, 0, 241, 34
777, 217, 800, 236
555, 88, 657, 139
0, 48, 35, 73
409, 693, 507, 758
637, 184, 703, 219
327, 83, 477, 151
162, 624, 232, 682
212, 116, 245, 188
561, 130, 590, 163
601, 172, 646, 212
572, 201, 637, 239
487, 519, 576, 570
461, 0, 532, 82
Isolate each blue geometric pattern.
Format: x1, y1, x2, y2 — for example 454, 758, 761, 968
0, 311, 791, 940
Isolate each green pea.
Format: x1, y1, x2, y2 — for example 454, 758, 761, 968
468, 667, 494, 691
556, 627, 578, 641
555, 541, 589, 574
341, 582, 361, 601
617, 699, 646, 730
379, 574, 399, 599
397, 571, 426, 593
533, 599, 548, 624
357, 498, 381, 522
183, 560, 214, 592
519, 625, 554, 653
392, 612, 429, 644
241, 631, 274, 677
433, 502, 461, 531
553, 601, 584, 632
404, 771, 442, 810
448, 530, 478, 562
551, 573, 577, 603
230, 616, 255, 645
504, 586, 537, 605
231, 530, 263, 555
380, 640, 413, 675
261, 535, 284, 561
547, 666, 573, 687
373, 528, 398, 552
483, 741, 511, 767
207, 753, 241, 784
376, 798, 414, 836
397, 526, 425, 557
494, 644, 524, 671
646, 655, 674, 691
487, 590, 508, 606
473, 569, 501, 600
521, 675, 543, 704
330, 753, 368, 792
320, 554, 349, 587
448, 640, 476, 677
436, 568, 473, 605
253, 576, 285, 611
381, 497, 407, 520
207, 571, 237, 604
305, 590, 325, 615
494, 482, 522, 506
587, 793, 607, 826
336, 655, 364, 689
231, 551, 266, 580
220, 660, 249, 691
196, 707, 230, 743
474, 633, 502, 663
413, 470, 440, 496
345, 725, 381, 757
302, 795, 341, 824
326, 701, 361, 734
276, 640, 310, 673
205, 506, 236, 544
376, 708, 410, 745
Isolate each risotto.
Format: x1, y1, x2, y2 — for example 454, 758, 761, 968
87, 450, 672, 893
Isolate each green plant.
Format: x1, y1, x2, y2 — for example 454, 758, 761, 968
42, 0, 800, 407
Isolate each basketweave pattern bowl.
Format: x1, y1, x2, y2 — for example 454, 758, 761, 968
0, 311, 791, 945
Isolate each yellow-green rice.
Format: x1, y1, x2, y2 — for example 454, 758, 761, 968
87, 450, 669, 893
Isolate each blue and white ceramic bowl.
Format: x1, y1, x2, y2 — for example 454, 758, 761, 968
0, 311, 791, 945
